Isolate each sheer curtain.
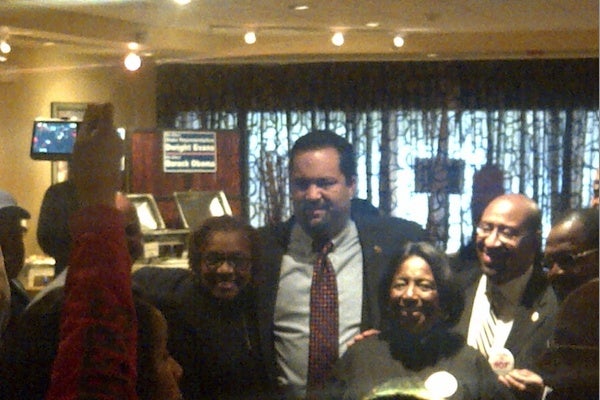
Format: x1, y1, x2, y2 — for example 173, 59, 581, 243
157, 59, 599, 251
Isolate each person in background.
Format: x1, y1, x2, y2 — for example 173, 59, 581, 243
0, 189, 146, 399
28, 190, 143, 307
454, 193, 557, 400
0, 189, 31, 334
134, 297, 184, 400
0, 249, 10, 337
256, 130, 426, 398
1, 292, 184, 400
41, 103, 182, 400
543, 207, 599, 302
37, 178, 80, 277
449, 164, 504, 273
536, 278, 599, 400
43, 103, 137, 399
326, 241, 514, 400
591, 167, 599, 208
133, 215, 270, 400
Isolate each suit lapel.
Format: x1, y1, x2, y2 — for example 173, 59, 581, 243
355, 218, 390, 330
456, 277, 478, 335
504, 268, 552, 355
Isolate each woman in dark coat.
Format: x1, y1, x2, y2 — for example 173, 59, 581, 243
133, 215, 272, 400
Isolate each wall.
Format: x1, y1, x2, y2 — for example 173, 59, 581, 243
0, 55, 157, 258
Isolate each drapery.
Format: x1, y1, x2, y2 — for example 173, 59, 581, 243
156, 59, 599, 251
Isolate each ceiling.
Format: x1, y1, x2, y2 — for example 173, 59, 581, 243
0, 0, 597, 73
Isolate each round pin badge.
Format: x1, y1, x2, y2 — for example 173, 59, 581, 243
531, 311, 539, 322
424, 371, 458, 398
488, 348, 515, 375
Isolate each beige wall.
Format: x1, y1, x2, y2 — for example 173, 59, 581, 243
0, 56, 156, 258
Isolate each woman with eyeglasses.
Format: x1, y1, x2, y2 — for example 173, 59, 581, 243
133, 215, 271, 400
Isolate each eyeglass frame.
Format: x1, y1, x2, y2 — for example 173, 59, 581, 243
200, 252, 252, 271
543, 248, 599, 271
475, 222, 533, 244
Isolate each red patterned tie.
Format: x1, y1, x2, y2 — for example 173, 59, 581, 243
306, 240, 338, 397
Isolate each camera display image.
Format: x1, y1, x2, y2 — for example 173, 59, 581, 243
30, 121, 79, 160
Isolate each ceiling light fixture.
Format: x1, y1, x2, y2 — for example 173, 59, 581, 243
173, 0, 191, 5
0, 55, 6, 63
0, 26, 10, 54
331, 31, 344, 47
124, 52, 142, 72
292, 4, 309, 11
366, 22, 380, 28
0, 40, 10, 54
393, 35, 405, 48
244, 31, 257, 45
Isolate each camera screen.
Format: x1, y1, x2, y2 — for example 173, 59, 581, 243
30, 120, 79, 160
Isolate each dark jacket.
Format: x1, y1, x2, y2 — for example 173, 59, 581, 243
255, 214, 426, 389
133, 267, 271, 400
454, 267, 558, 400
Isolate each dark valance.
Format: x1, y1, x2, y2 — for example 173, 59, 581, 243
157, 58, 598, 121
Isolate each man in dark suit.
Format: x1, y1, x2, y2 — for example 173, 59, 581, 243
454, 193, 558, 400
256, 131, 426, 398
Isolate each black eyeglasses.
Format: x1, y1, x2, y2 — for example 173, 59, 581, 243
475, 222, 529, 244
202, 252, 252, 270
543, 248, 599, 270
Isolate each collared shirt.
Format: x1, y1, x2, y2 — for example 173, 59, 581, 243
467, 267, 534, 353
274, 219, 363, 397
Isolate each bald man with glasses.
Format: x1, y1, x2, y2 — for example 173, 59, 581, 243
454, 194, 558, 400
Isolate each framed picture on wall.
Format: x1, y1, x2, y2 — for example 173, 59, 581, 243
50, 102, 87, 183
51, 102, 87, 121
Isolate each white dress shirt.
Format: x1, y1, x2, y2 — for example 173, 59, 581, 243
467, 267, 533, 354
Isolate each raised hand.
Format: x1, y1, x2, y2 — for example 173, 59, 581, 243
70, 103, 123, 208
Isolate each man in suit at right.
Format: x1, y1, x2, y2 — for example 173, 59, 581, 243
455, 193, 558, 400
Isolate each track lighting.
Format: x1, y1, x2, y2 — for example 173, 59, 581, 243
244, 31, 257, 45
124, 52, 141, 71
0, 27, 10, 54
0, 40, 10, 54
331, 31, 344, 47
393, 35, 405, 48
123, 40, 143, 71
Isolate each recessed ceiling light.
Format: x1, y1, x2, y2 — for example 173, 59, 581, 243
128, 42, 139, 51
0, 40, 11, 54
393, 35, 405, 48
124, 52, 141, 71
292, 4, 309, 11
331, 32, 344, 47
244, 31, 257, 45
0, 55, 6, 62
365, 22, 379, 28
173, 0, 191, 5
